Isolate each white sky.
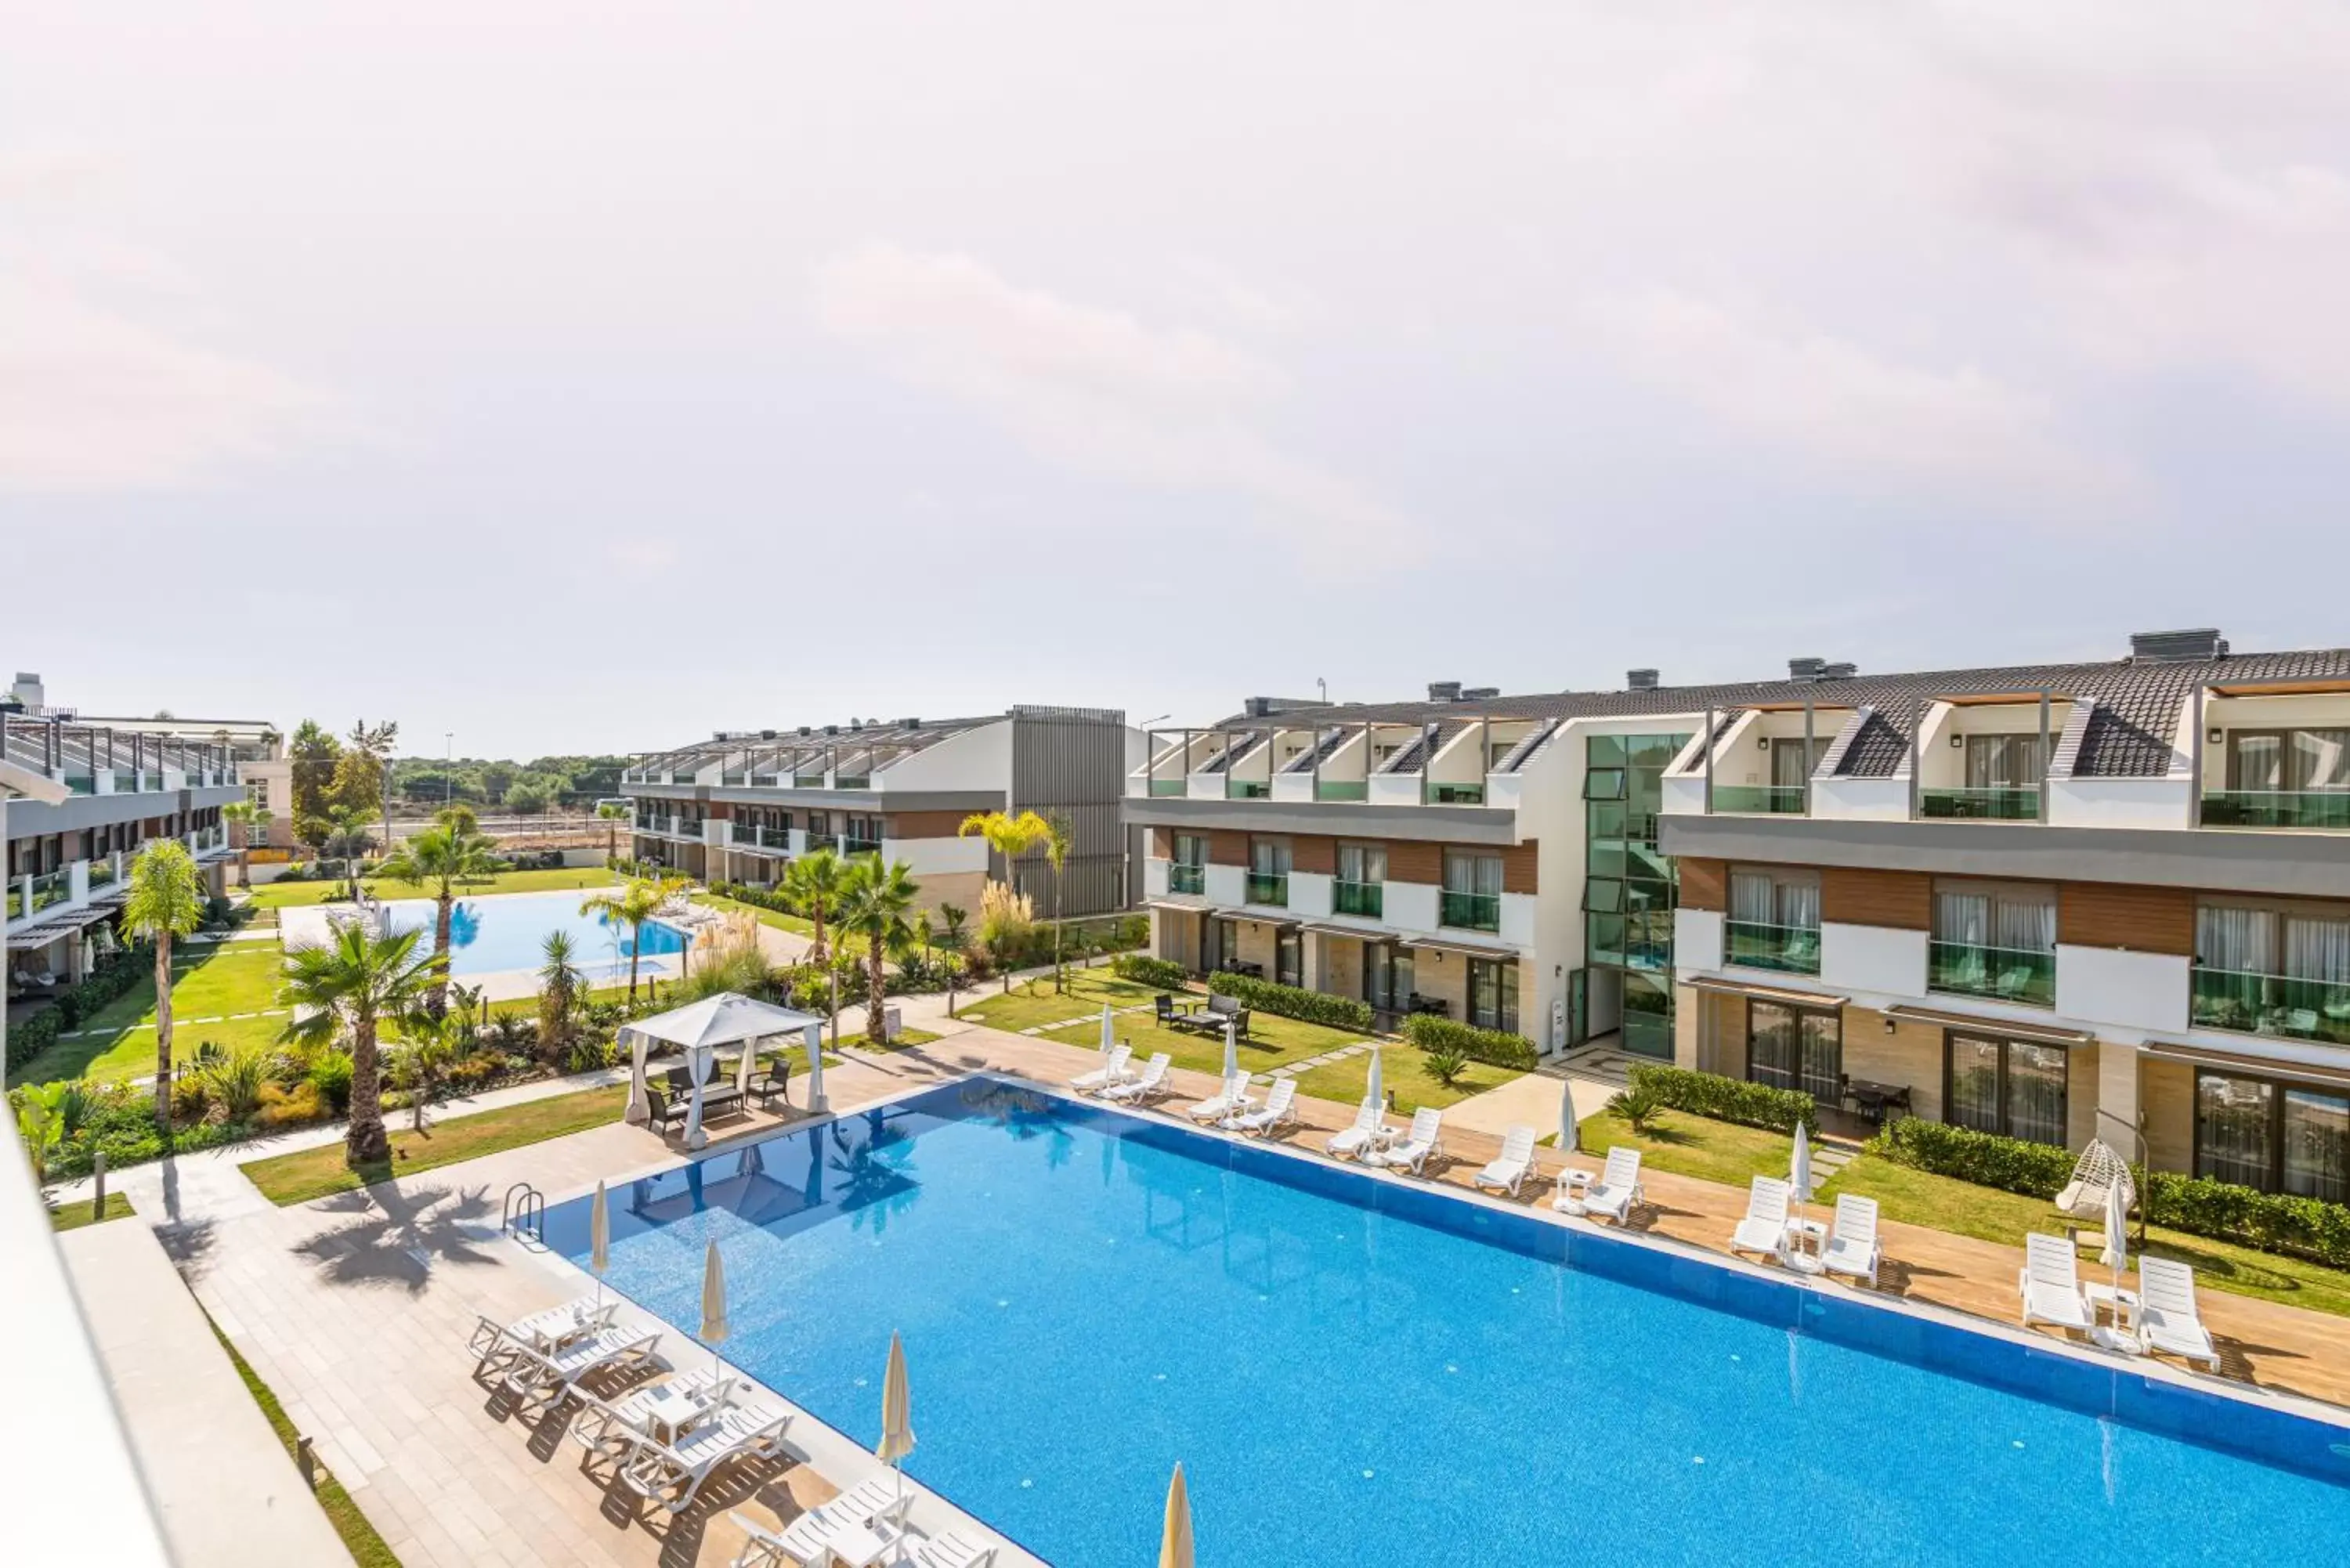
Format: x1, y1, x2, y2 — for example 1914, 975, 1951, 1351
5, 2, 2348, 754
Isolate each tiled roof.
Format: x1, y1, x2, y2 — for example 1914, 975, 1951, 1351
1209, 648, 2350, 779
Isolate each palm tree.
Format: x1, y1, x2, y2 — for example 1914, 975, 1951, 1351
220, 800, 264, 887
959, 809, 1055, 988
323, 805, 374, 898
579, 873, 686, 1003
1038, 812, 1072, 992
537, 930, 585, 1060
279, 923, 438, 1166
835, 858, 923, 1047
782, 846, 847, 963
121, 840, 208, 1135
374, 822, 500, 1013
595, 800, 628, 864
938, 902, 968, 1017
389, 1008, 460, 1133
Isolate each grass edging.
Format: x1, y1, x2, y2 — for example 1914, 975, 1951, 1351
205, 1315, 403, 1567
242, 1086, 629, 1206
49, 1190, 136, 1232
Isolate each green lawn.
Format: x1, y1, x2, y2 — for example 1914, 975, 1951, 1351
1034, 999, 1371, 1082
15, 942, 290, 1086
208, 1316, 403, 1566
953, 970, 1165, 1035
696, 892, 815, 938
1290, 1049, 1524, 1113
49, 1191, 135, 1232
246, 865, 619, 911
1566, 1106, 1799, 1189
1822, 1154, 2350, 1319
242, 1086, 629, 1205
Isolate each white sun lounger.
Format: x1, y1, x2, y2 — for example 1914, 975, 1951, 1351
1227, 1077, 1297, 1136
2137, 1255, 2220, 1368
2019, 1233, 2094, 1335
621, 1400, 794, 1513
902, 1529, 999, 1568
1069, 1043, 1133, 1095
1821, 1193, 1883, 1288
1730, 1176, 1793, 1262
728, 1477, 909, 1567
1471, 1125, 1539, 1197
1581, 1147, 1645, 1224
1367, 1107, 1444, 1174
468, 1294, 616, 1373
1101, 1052, 1172, 1104
1324, 1099, 1387, 1161
570, 1367, 732, 1459
499, 1324, 660, 1412
1186, 1072, 1252, 1124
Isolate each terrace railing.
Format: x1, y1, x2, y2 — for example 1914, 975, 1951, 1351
1245, 870, 1289, 906
30, 870, 68, 913
1440, 890, 1500, 932
1314, 779, 1368, 802
1148, 777, 1185, 797
1426, 782, 1486, 805
1724, 918, 1821, 975
1918, 786, 2040, 822
1713, 785, 1805, 815
85, 858, 118, 891
1226, 778, 1270, 800
1168, 863, 1206, 896
2200, 789, 2350, 831
1332, 880, 1383, 918
2189, 966, 2350, 1047
1929, 940, 2055, 1007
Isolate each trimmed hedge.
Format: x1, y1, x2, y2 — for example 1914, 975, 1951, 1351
1871, 1116, 2350, 1269
1629, 1064, 1817, 1133
5, 943, 152, 1075
1112, 954, 1191, 992
1204, 970, 1373, 1033
1401, 1013, 1538, 1071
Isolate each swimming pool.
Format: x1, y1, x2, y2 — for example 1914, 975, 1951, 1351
544, 1080, 2350, 1566
369, 890, 687, 980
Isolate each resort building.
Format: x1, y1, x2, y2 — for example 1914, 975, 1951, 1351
1127, 632, 2350, 1192
3, 679, 251, 992
621, 706, 1144, 919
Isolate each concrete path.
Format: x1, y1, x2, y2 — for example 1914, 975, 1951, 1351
1438, 1059, 1616, 1140
60, 1218, 352, 1567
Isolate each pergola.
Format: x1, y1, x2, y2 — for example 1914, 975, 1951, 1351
619, 992, 826, 1150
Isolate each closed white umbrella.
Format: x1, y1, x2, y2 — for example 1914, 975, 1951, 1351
803, 1020, 827, 1114
1790, 1120, 1813, 1218
2100, 1171, 2129, 1288
588, 1180, 610, 1309
1159, 1461, 1195, 1568
878, 1330, 916, 1504
1558, 1075, 1579, 1155
1365, 1044, 1384, 1115
1220, 1020, 1238, 1082
700, 1240, 728, 1382
1099, 1003, 1115, 1055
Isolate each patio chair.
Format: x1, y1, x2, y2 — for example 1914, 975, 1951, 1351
570, 1367, 733, 1461
1227, 1077, 1297, 1136
1730, 1176, 1793, 1263
900, 1529, 998, 1568
728, 1479, 912, 1568
1186, 1072, 1253, 1124
1821, 1194, 1883, 1288
1101, 1053, 1172, 1104
747, 1057, 793, 1112
2137, 1256, 2220, 1369
644, 1089, 691, 1136
466, 1295, 616, 1375
1581, 1147, 1646, 1225
2018, 1233, 2094, 1335
620, 1400, 794, 1513
1325, 1098, 1387, 1161
1153, 994, 1180, 1028
1366, 1107, 1444, 1175
1069, 1043, 1134, 1096
1471, 1125, 1539, 1198
498, 1324, 661, 1414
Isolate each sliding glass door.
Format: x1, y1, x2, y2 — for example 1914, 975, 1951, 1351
1747, 1001, 1840, 1102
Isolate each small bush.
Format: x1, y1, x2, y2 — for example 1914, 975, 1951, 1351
197, 1048, 270, 1122
1424, 1046, 1470, 1088
1204, 970, 1373, 1032
1867, 1116, 2073, 1198
1628, 1064, 1817, 1134
1608, 1083, 1665, 1133
254, 1082, 324, 1129
1112, 953, 1191, 992
308, 1051, 356, 1115
1401, 1014, 1538, 1071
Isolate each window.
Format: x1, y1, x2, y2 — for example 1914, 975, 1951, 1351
807, 811, 830, 838
1584, 768, 1627, 801
1172, 833, 1206, 867
1276, 928, 1302, 988
1726, 869, 1820, 974
2195, 1071, 2348, 1201
1748, 1001, 1841, 1103
1468, 958, 1519, 1034
2192, 901, 2350, 1044
1168, 833, 1207, 896
2228, 728, 2350, 793
1945, 1033, 2070, 1146
1965, 734, 2045, 789
1442, 850, 1502, 930
1364, 943, 1414, 1014
1335, 841, 1385, 884
1770, 737, 1827, 789
1930, 883, 2056, 1006
1247, 837, 1290, 906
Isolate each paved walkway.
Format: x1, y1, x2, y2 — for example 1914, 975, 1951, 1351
60, 1218, 352, 1567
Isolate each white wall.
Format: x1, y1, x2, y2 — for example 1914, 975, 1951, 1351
1271, 773, 1314, 802
882, 835, 990, 877
878, 721, 1012, 793
1498, 891, 1536, 948
1660, 774, 1708, 816
1368, 773, 1420, 807
1674, 908, 1724, 973
1820, 921, 1927, 996
2046, 777, 2194, 830
2055, 946, 2189, 1035
1289, 869, 1333, 920
1809, 776, 1911, 822
1142, 856, 1170, 898
1204, 864, 1246, 908
1383, 880, 1439, 935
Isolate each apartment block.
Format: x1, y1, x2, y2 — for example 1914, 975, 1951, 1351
4, 684, 250, 989
1127, 632, 2350, 1195
621, 706, 1144, 919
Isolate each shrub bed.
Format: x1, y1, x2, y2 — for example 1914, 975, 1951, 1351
1203, 970, 1373, 1032
1401, 1013, 1538, 1071
1867, 1116, 2073, 1197
1629, 1064, 1817, 1134
1112, 954, 1191, 991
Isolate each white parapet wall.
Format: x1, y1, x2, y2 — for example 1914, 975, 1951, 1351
1674, 907, 1724, 973
882, 834, 990, 878
1820, 921, 1929, 997
2046, 777, 2195, 831
1203, 863, 1246, 908
2054, 945, 2190, 1037
1810, 776, 1912, 822
1142, 856, 1170, 898
1289, 869, 1333, 920
1383, 880, 1439, 936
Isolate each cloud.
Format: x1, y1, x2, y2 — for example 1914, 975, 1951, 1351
811, 244, 1410, 551
1584, 287, 2131, 511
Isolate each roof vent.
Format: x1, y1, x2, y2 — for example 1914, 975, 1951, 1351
1243, 696, 1274, 718
1821, 662, 1858, 681
1460, 686, 1500, 700
760, 729, 776, 740
1627, 669, 1660, 691
797, 726, 811, 737
824, 724, 839, 736
899, 717, 920, 729
1788, 657, 1828, 681
1426, 681, 1462, 703
2130, 628, 2227, 663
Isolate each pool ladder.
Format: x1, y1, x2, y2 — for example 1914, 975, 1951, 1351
502, 1182, 546, 1246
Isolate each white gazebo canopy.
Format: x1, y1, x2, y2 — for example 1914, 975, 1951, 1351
621, 992, 823, 1148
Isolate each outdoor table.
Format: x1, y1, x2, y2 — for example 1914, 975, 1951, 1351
1782, 1216, 1828, 1276
2085, 1283, 2140, 1331
1845, 1078, 1912, 1122
641, 1386, 709, 1444
822, 1519, 899, 1568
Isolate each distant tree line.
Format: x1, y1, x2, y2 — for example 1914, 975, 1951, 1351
388, 753, 627, 815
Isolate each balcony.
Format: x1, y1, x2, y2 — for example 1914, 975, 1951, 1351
3, 883, 18, 921
1725, 919, 1821, 974
29, 869, 69, 913
1226, 779, 1270, 800
1928, 940, 2055, 1007
1426, 782, 1485, 805
86, 859, 118, 891
1245, 870, 1289, 906
840, 835, 881, 858
2200, 790, 2350, 831
1919, 787, 2040, 822
1332, 880, 1383, 918
1169, 863, 1206, 896
1314, 780, 1368, 802
793, 773, 829, 789
1148, 778, 1185, 797
834, 776, 872, 790
1713, 785, 1805, 815
2190, 966, 2350, 1047
734, 824, 789, 852
1440, 890, 1500, 932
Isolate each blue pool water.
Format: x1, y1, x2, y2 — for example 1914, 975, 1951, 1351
546, 1081, 2350, 1566
377, 890, 685, 980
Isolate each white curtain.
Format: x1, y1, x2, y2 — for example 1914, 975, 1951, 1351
1992, 896, 2055, 953
1936, 891, 1989, 946
1731, 872, 1776, 925
1776, 880, 1821, 930
2199, 906, 2278, 974
2293, 729, 2350, 789
2284, 915, 2350, 983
